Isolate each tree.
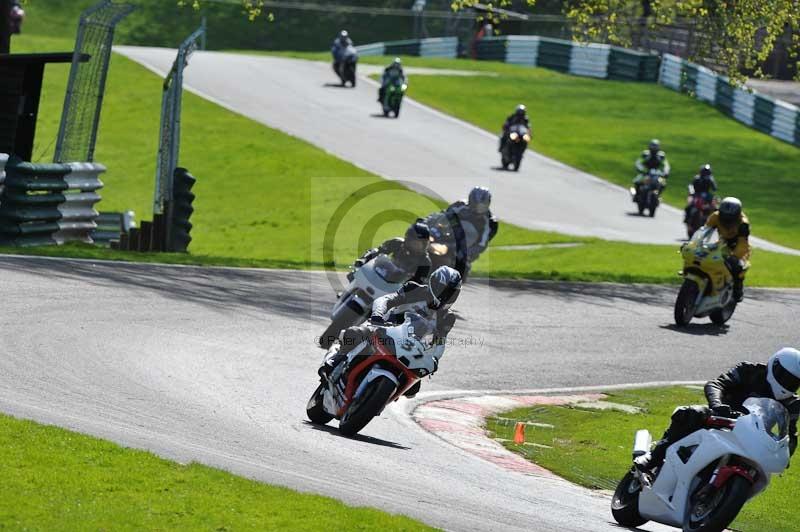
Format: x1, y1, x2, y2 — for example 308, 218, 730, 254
452, 0, 800, 81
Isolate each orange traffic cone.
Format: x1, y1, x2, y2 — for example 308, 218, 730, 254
513, 422, 525, 444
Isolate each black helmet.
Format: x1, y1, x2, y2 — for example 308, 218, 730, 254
718, 197, 742, 229
699, 164, 712, 178
404, 220, 430, 255
428, 266, 462, 311
515, 104, 526, 117
339, 30, 349, 43
648, 139, 661, 153
468, 186, 492, 214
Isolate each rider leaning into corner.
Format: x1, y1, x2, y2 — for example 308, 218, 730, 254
635, 348, 800, 474
633, 139, 671, 194
426, 186, 499, 277
331, 30, 353, 75
351, 219, 432, 284
684, 163, 718, 222
499, 104, 531, 152
378, 57, 406, 103
705, 196, 750, 302
322, 266, 462, 399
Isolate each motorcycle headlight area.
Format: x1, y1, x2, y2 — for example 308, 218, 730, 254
523, 134, 531, 142
509, 132, 519, 141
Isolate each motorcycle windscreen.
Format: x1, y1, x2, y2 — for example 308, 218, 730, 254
372, 254, 410, 283
743, 397, 790, 440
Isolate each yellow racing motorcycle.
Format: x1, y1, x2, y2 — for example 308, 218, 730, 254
674, 226, 740, 326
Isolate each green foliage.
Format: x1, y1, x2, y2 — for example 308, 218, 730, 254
0, 413, 434, 531
453, 0, 800, 81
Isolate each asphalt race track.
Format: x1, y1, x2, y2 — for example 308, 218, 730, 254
114, 46, 798, 255
2, 256, 797, 531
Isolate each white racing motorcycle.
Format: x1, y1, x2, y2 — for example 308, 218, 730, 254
318, 254, 409, 349
307, 312, 440, 436
611, 397, 791, 532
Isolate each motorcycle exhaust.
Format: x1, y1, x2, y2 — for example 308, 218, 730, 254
633, 429, 652, 458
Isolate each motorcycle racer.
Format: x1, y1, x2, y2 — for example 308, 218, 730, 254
322, 266, 462, 398
684, 164, 718, 223
351, 220, 432, 284
705, 197, 750, 302
378, 57, 406, 103
499, 104, 530, 152
633, 139, 670, 195
635, 348, 800, 474
425, 186, 499, 276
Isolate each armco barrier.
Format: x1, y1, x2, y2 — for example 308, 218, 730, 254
473, 35, 658, 81
419, 37, 458, 58
569, 43, 609, 79
0, 157, 104, 246
356, 42, 385, 57
537, 38, 572, 72
505, 36, 539, 66
771, 101, 798, 144
360, 36, 657, 81
659, 53, 800, 147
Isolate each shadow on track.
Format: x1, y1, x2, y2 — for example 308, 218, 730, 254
302, 421, 411, 450
660, 323, 730, 336
369, 113, 392, 119
322, 83, 349, 89
0, 255, 330, 323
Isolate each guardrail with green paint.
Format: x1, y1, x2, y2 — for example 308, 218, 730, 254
0, 155, 105, 246
357, 37, 458, 58
659, 54, 800, 148
357, 35, 659, 82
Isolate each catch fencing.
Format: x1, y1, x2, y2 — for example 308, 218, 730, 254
659, 54, 800, 148
0, 156, 104, 246
357, 35, 660, 82
54, 0, 135, 163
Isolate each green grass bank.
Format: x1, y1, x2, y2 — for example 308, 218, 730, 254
0, 413, 433, 531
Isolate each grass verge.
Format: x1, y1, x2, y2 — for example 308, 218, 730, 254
358, 55, 800, 250
486, 386, 798, 532
0, 413, 432, 531
8, 36, 800, 286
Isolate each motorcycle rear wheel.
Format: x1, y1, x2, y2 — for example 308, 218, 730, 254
338, 376, 396, 437
306, 382, 334, 425
683, 476, 750, 532
611, 471, 648, 527
675, 279, 700, 326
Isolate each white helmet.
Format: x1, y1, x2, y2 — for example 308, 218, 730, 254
767, 348, 800, 400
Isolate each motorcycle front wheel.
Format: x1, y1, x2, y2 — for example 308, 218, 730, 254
683, 475, 750, 532
710, 300, 737, 325
338, 376, 396, 437
306, 382, 334, 425
674, 279, 700, 326
611, 471, 648, 527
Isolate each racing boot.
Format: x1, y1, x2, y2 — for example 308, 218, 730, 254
634, 439, 669, 474
733, 278, 744, 303
403, 381, 422, 398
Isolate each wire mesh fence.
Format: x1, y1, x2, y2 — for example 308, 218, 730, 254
54, 0, 134, 163
153, 26, 205, 217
